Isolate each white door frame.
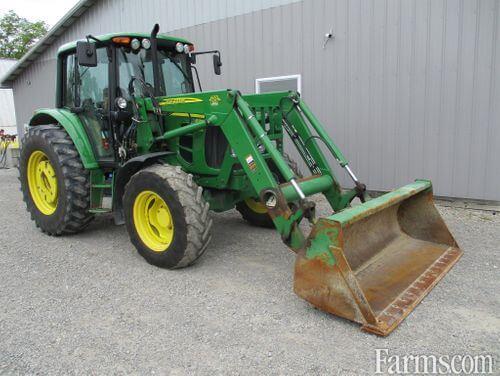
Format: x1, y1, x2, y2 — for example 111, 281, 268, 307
255, 74, 302, 94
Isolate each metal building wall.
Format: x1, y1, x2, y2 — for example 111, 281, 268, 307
170, 0, 500, 201
10, 0, 500, 201
11, 0, 300, 130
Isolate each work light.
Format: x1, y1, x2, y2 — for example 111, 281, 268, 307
141, 38, 151, 49
175, 42, 184, 53
131, 38, 141, 50
115, 97, 127, 109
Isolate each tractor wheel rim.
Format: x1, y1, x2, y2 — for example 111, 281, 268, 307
244, 198, 268, 214
133, 191, 174, 252
27, 150, 58, 215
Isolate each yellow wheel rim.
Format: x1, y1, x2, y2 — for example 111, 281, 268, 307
133, 191, 174, 252
27, 150, 58, 215
244, 198, 268, 214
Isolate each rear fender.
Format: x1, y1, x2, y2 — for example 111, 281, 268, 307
29, 108, 98, 169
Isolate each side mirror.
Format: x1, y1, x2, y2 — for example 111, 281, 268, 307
213, 54, 222, 75
76, 41, 97, 67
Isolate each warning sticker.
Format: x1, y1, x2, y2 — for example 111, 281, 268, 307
245, 154, 257, 171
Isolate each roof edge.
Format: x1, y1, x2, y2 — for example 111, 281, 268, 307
0, 0, 95, 88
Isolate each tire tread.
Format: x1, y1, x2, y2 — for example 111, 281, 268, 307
20, 125, 93, 235
127, 164, 212, 268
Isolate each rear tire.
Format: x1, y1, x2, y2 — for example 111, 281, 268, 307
123, 164, 213, 269
236, 153, 302, 228
19, 125, 94, 235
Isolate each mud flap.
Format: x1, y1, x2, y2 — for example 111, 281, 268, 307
294, 180, 462, 336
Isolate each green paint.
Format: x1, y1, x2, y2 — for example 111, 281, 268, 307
30, 108, 98, 169
329, 180, 432, 227
90, 169, 106, 209
306, 231, 337, 266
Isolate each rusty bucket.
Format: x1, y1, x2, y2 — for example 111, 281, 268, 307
294, 180, 462, 336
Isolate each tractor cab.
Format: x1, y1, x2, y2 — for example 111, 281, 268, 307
56, 28, 220, 166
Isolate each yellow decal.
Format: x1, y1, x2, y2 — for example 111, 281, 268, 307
209, 95, 222, 106
170, 112, 206, 119
159, 97, 203, 106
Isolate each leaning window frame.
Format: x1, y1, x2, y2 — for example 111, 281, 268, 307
255, 74, 302, 94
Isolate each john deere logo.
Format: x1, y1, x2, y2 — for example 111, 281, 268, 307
209, 95, 221, 106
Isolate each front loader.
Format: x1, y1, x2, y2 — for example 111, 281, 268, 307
19, 25, 462, 335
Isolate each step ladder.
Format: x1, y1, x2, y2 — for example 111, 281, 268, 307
89, 173, 113, 214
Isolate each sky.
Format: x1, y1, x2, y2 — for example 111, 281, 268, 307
0, 0, 80, 28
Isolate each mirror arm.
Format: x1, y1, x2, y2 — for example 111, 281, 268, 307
190, 50, 222, 75
86, 34, 112, 61
190, 50, 221, 58
190, 65, 203, 92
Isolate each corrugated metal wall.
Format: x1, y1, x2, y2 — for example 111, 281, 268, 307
0, 59, 17, 132
11, 0, 500, 201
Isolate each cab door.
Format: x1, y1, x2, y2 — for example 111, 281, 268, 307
63, 47, 114, 162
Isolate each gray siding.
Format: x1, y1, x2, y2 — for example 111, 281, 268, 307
171, 0, 500, 201
10, 0, 500, 201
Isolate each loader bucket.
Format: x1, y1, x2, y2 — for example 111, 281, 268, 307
294, 180, 462, 336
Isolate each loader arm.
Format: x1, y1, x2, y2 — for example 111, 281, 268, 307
146, 89, 462, 336
151, 89, 361, 250
228, 93, 462, 336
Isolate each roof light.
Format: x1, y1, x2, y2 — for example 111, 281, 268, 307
141, 38, 151, 49
131, 38, 141, 50
112, 36, 131, 45
175, 42, 184, 53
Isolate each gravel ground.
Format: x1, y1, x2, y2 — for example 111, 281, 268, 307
0, 168, 498, 375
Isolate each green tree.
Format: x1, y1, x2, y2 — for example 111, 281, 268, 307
0, 10, 48, 59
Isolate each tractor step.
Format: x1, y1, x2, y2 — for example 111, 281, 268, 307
89, 207, 112, 213
91, 184, 112, 189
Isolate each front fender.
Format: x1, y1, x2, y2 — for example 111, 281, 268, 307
29, 108, 98, 169
112, 152, 175, 225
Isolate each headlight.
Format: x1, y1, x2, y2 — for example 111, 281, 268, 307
131, 38, 141, 50
115, 97, 127, 109
183, 44, 190, 54
141, 38, 151, 49
175, 42, 184, 53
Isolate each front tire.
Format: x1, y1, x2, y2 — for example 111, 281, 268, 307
123, 164, 213, 269
19, 125, 94, 235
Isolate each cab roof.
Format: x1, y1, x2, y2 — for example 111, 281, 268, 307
58, 32, 192, 55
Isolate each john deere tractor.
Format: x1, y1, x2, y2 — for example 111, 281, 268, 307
19, 25, 462, 335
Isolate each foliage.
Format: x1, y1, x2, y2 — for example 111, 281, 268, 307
0, 10, 48, 59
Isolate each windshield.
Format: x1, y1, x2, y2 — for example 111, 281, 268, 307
117, 46, 193, 99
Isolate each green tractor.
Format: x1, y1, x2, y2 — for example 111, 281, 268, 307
19, 25, 462, 335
